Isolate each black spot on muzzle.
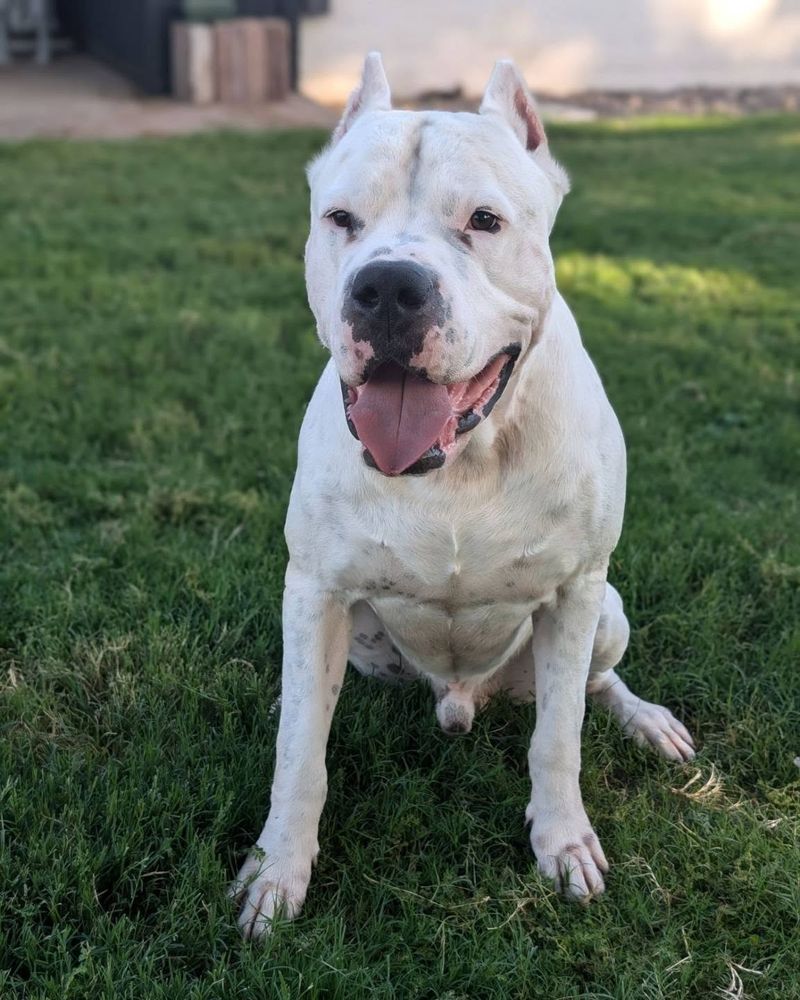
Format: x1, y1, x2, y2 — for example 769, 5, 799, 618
342, 259, 447, 372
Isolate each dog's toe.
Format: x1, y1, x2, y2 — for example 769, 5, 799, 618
529, 813, 608, 903
237, 881, 300, 940
625, 702, 696, 762
230, 852, 309, 940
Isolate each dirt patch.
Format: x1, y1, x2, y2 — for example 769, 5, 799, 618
3, 55, 796, 142
407, 84, 800, 120
0, 55, 336, 140
545, 84, 800, 118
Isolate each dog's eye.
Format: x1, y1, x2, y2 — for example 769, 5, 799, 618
327, 210, 353, 229
468, 209, 500, 233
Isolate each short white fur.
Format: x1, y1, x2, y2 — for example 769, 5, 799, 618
231, 54, 696, 937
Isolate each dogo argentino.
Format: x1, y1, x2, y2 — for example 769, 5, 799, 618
231, 53, 696, 938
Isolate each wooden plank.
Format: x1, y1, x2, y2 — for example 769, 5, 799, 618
171, 22, 216, 104
214, 17, 267, 104
263, 18, 290, 101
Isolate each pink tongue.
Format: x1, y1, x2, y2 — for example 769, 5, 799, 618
349, 363, 452, 475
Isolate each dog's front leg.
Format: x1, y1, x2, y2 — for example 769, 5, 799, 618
232, 565, 351, 938
526, 571, 609, 901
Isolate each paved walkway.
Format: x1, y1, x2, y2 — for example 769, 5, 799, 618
0, 55, 337, 140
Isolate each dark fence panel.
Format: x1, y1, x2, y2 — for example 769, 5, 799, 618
298, 0, 328, 13
236, 0, 298, 87
58, 0, 181, 94
58, 0, 302, 94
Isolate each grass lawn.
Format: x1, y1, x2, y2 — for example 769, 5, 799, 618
1, 114, 799, 999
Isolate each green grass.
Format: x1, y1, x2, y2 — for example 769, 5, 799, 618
1, 115, 798, 999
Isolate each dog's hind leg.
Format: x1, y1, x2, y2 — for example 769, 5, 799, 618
491, 586, 695, 759
348, 601, 420, 684
587, 584, 696, 761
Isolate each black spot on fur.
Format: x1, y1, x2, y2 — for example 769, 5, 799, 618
547, 502, 570, 523
345, 215, 365, 243
355, 632, 375, 650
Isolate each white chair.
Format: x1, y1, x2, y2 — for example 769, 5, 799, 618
0, 1, 9, 64
0, 0, 52, 65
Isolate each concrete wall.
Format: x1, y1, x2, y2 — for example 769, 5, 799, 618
299, 0, 800, 103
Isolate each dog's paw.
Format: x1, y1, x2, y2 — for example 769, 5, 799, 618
526, 806, 608, 902
229, 851, 310, 940
620, 701, 696, 762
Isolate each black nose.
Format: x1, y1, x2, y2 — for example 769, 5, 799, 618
351, 260, 433, 320
344, 259, 443, 368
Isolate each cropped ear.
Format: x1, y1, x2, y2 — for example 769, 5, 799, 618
332, 52, 392, 144
479, 59, 546, 152
479, 59, 569, 202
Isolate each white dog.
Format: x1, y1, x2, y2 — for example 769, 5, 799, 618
231, 53, 696, 938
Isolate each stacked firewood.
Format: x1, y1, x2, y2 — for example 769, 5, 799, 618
172, 17, 290, 104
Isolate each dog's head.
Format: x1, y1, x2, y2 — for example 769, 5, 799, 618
305, 54, 569, 476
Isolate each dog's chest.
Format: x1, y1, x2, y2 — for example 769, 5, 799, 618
346, 497, 583, 677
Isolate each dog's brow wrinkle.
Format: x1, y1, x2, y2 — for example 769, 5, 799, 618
407, 119, 432, 205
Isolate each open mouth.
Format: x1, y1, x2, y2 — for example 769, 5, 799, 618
341, 345, 520, 476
